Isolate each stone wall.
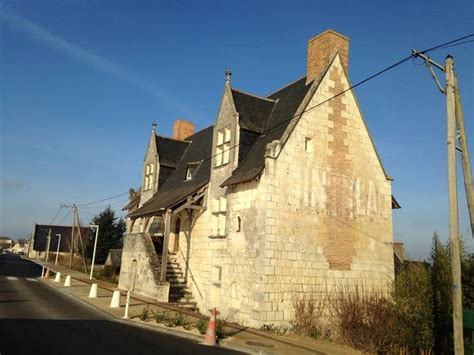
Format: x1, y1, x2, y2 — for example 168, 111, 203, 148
123, 53, 394, 328
252, 54, 394, 325
181, 54, 394, 327
119, 232, 169, 301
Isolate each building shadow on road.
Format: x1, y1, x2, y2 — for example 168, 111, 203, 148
0, 319, 242, 355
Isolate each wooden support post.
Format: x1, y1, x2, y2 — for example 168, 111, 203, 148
454, 74, 474, 238
446, 56, 464, 354
160, 209, 172, 282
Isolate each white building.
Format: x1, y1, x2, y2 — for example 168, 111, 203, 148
120, 29, 399, 327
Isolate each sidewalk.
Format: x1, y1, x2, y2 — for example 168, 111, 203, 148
28, 257, 358, 355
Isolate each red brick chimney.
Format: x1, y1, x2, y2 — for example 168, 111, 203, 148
306, 29, 349, 84
172, 119, 195, 141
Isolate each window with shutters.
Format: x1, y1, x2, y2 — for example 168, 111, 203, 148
212, 196, 227, 237
215, 126, 231, 167
144, 163, 154, 190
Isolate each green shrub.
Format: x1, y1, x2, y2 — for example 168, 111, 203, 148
260, 323, 289, 335
138, 307, 151, 321
394, 262, 433, 353
173, 312, 190, 328
153, 311, 170, 324
216, 319, 226, 339
196, 319, 207, 335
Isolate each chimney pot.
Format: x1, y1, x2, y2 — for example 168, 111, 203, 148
306, 29, 349, 84
173, 119, 195, 140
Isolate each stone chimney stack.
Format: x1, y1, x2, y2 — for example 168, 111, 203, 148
306, 29, 349, 84
172, 119, 195, 141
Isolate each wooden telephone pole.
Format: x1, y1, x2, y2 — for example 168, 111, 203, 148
412, 50, 473, 354
63, 204, 88, 274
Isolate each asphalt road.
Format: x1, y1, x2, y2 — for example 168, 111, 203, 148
0, 254, 240, 355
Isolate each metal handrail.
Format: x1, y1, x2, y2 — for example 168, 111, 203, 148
178, 246, 203, 300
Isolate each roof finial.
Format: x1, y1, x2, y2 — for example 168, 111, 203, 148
225, 67, 232, 83
151, 120, 157, 132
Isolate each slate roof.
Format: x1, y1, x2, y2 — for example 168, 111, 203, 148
155, 136, 189, 167
122, 192, 140, 211
129, 126, 213, 217
231, 89, 276, 133
33, 224, 89, 253
223, 76, 312, 186
106, 249, 122, 267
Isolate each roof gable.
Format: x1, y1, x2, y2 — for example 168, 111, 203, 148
222, 76, 313, 186
155, 136, 189, 167
130, 126, 213, 217
231, 89, 275, 133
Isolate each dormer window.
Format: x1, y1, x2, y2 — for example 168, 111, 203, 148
144, 163, 154, 190
215, 126, 231, 167
186, 161, 201, 181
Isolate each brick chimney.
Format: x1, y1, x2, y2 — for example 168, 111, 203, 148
306, 29, 349, 84
172, 119, 195, 140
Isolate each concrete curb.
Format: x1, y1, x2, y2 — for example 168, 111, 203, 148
40, 278, 115, 321
26, 258, 330, 354
42, 278, 254, 353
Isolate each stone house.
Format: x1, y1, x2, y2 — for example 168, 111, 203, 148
120, 29, 399, 327
30, 224, 89, 259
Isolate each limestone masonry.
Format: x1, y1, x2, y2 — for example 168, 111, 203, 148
119, 29, 398, 327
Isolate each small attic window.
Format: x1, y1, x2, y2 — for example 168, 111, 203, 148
305, 137, 313, 152
186, 161, 201, 181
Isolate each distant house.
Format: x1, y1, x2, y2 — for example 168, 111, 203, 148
105, 249, 123, 275
0, 236, 14, 251
31, 224, 89, 259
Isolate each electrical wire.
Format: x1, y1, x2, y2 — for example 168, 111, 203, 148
76, 209, 98, 217
57, 208, 72, 225
69, 34, 474, 208
76, 191, 129, 207
77, 199, 130, 210
419, 34, 474, 54
48, 206, 64, 224
428, 39, 474, 53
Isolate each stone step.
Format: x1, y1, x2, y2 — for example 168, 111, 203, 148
169, 291, 193, 298
166, 272, 184, 278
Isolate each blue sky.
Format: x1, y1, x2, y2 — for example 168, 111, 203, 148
1, 0, 473, 258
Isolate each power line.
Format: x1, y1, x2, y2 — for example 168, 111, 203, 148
76, 209, 98, 217
77, 199, 129, 210
419, 33, 474, 54
71, 34, 474, 208
57, 208, 72, 225
429, 39, 474, 52
76, 191, 129, 207
48, 206, 64, 224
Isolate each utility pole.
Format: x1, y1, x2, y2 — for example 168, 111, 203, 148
75, 211, 88, 274
446, 56, 464, 355
69, 205, 75, 269
454, 74, 474, 238
412, 49, 470, 354
55, 234, 61, 265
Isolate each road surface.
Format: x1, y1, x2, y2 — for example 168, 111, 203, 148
0, 254, 239, 355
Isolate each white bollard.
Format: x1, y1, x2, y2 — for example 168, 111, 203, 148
88, 283, 98, 298
123, 290, 131, 319
110, 289, 121, 308
54, 272, 61, 283
64, 275, 71, 287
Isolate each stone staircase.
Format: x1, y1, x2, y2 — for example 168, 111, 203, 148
165, 254, 198, 312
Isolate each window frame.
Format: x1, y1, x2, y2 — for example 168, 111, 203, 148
215, 126, 231, 167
